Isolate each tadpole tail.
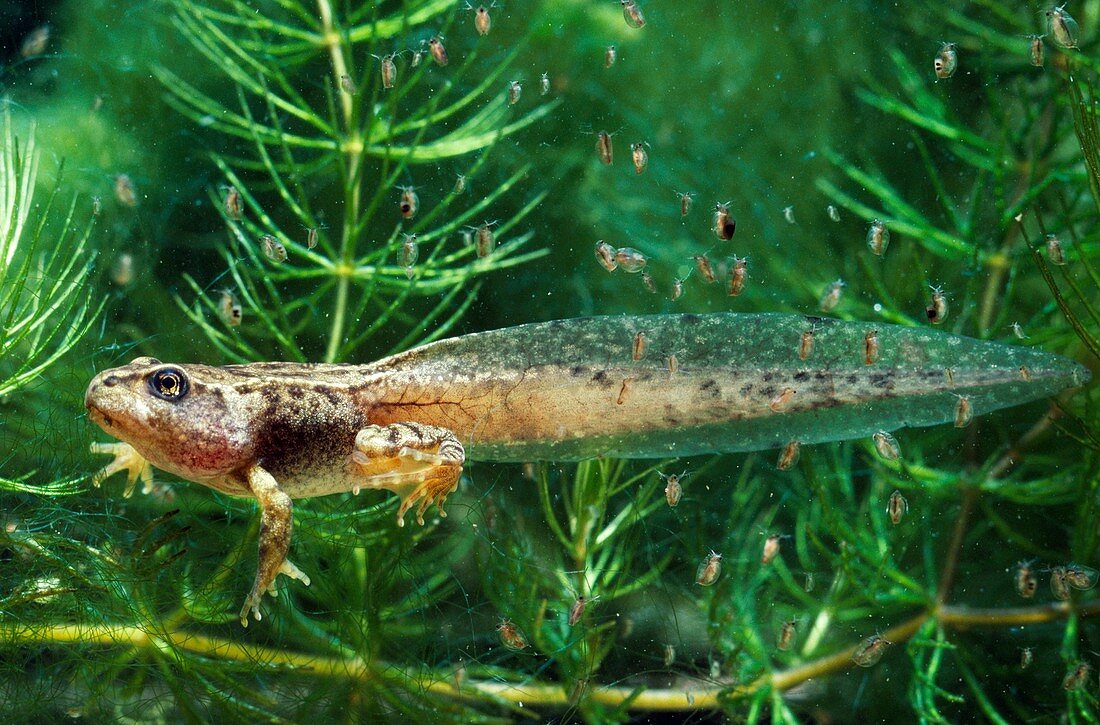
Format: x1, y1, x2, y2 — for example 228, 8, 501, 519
365, 313, 1090, 461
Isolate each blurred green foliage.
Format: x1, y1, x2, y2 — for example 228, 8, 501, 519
1, 0, 1099, 721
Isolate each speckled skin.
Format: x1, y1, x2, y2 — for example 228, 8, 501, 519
85, 313, 1089, 624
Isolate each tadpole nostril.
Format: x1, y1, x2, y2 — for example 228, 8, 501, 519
103, 375, 120, 387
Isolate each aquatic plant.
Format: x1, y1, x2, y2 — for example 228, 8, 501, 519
158, 0, 554, 363
3, 0, 1100, 721
0, 109, 100, 494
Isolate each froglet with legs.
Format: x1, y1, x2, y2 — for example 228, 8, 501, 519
85, 313, 1089, 625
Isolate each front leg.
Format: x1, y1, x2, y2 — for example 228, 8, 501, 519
352, 422, 465, 526
239, 464, 311, 627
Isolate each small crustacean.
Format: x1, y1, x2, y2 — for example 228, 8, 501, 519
115, 174, 138, 207
864, 330, 880, 365
659, 470, 685, 507
260, 234, 287, 263
769, 387, 796, 413
219, 289, 243, 328
804, 572, 815, 592
614, 247, 647, 273
693, 254, 716, 284
374, 53, 398, 89
1012, 321, 1028, 339
568, 595, 589, 626
410, 48, 424, 67
777, 440, 800, 470
1063, 661, 1090, 691
819, 279, 845, 312
671, 278, 684, 301
605, 45, 618, 69
305, 225, 323, 250
399, 234, 419, 278
632, 331, 647, 361
398, 185, 419, 219
1050, 566, 1070, 601
339, 74, 356, 94
467, 2, 494, 36
926, 286, 948, 325
596, 130, 615, 165
428, 36, 449, 66
663, 644, 676, 667
761, 534, 783, 565
696, 550, 722, 586
540, 73, 550, 95
641, 271, 657, 293
778, 619, 797, 651
1064, 563, 1098, 591
508, 80, 522, 105
887, 489, 908, 524
1020, 366, 1031, 382
1046, 233, 1067, 265
224, 185, 242, 220
1047, 4, 1079, 49
782, 205, 796, 225
594, 241, 617, 271
20, 24, 50, 58
934, 42, 958, 79
497, 618, 528, 650
111, 253, 134, 287
713, 202, 736, 240
827, 204, 841, 222
798, 327, 815, 361
92, 196, 102, 216
953, 394, 972, 428
1020, 647, 1034, 670
867, 218, 890, 256
1015, 560, 1037, 598
676, 191, 694, 217
1027, 34, 1045, 67
727, 256, 747, 297
873, 431, 900, 461
454, 173, 467, 195
476, 221, 497, 258
631, 142, 649, 174
621, 0, 646, 29
852, 634, 892, 667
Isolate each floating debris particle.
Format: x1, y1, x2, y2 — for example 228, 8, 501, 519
605, 45, 617, 69
1063, 661, 1090, 690
762, 534, 783, 565
20, 25, 50, 58
827, 204, 841, 222
540, 73, 550, 95
92, 196, 102, 216
804, 572, 815, 592
782, 205, 796, 225
616, 378, 633, 405
953, 395, 972, 428
508, 80, 522, 105
1020, 647, 1033, 670
663, 644, 676, 667
632, 331, 647, 360
111, 253, 134, 287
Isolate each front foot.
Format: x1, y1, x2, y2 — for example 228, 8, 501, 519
89, 442, 154, 497
352, 422, 465, 526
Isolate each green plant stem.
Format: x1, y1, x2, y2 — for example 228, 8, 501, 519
10, 600, 1099, 712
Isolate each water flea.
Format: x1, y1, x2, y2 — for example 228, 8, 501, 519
693, 254, 716, 284
887, 489, 908, 524
819, 279, 845, 312
696, 550, 722, 586
866, 218, 890, 256
934, 42, 958, 79
777, 440, 801, 470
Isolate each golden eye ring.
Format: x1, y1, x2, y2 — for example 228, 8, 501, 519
148, 367, 189, 401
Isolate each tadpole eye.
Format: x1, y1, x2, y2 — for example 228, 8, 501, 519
148, 367, 189, 401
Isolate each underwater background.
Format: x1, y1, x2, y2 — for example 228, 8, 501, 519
1, 0, 1099, 720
